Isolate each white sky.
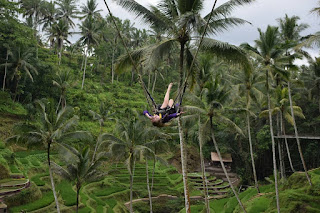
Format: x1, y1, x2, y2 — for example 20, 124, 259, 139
76, 0, 320, 59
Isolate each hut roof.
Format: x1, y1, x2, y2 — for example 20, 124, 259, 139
211, 152, 232, 163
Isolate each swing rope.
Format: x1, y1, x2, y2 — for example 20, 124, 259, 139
170, 0, 219, 110
103, 0, 218, 112
103, 0, 157, 111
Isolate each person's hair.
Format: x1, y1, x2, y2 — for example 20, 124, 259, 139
152, 120, 166, 127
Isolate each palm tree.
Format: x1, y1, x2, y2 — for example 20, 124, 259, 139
8, 100, 91, 213
196, 115, 210, 212
260, 86, 306, 173
241, 25, 287, 213
47, 19, 72, 65
80, 0, 102, 20
20, 0, 43, 58
79, 16, 100, 89
297, 2, 320, 49
278, 14, 312, 185
52, 69, 71, 112
39, 0, 56, 31
232, 64, 264, 192
56, 0, 79, 29
3, 46, 38, 100
89, 103, 115, 161
1, 43, 11, 91
114, 1, 254, 210
53, 145, 106, 213
185, 78, 247, 213
106, 117, 155, 213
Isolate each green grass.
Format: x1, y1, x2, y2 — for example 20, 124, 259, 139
9, 164, 20, 174
31, 173, 48, 186
95, 187, 127, 197
9, 192, 54, 212
247, 196, 272, 213
56, 180, 77, 206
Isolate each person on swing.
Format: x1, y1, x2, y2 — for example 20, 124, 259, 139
143, 83, 184, 127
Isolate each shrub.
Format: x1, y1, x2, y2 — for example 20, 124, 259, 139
5, 183, 42, 208
0, 163, 10, 179
8, 191, 53, 212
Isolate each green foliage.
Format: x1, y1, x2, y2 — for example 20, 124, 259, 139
9, 191, 54, 212
0, 92, 27, 115
247, 197, 272, 213
31, 173, 48, 186
95, 187, 126, 197
56, 180, 77, 206
0, 163, 10, 179
9, 164, 20, 174
5, 183, 42, 209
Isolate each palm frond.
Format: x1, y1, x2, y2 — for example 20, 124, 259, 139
201, 38, 251, 70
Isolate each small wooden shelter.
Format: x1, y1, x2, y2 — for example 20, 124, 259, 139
0, 202, 7, 213
211, 152, 232, 168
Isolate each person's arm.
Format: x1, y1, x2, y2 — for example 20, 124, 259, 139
143, 110, 152, 119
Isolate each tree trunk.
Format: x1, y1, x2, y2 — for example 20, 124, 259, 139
129, 158, 135, 213
246, 109, 260, 193
80, 54, 85, 71
277, 114, 285, 181
56, 96, 62, 113
178, 117, 191, 213
48, 143, 60, 213
145, 159, 153, 213
280, 111, 295, 172
209, 117, 247, 213
278, 140, 285, 181
266, 69, 280, 213
81, 49, 88, 89
58, 44, 63, 66
76, 185, 80, 213
2, 49, 8, 91
288, 81, 312, 185
111, 45, 115, 84
152, 71, 157, 94
151, 157, 155, 194
198, 118, 210, 213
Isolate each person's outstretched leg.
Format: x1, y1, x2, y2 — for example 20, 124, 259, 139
160, 83, 173, 109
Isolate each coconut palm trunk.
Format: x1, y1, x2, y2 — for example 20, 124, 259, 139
111, 44, 115, 84
198, 118, 210, 213
209, 116, 246, 212
145, 159, 153, 213
277, 114, 285, 180
247, 110, 260, 192
82, 48, 88, 89
76, 182, 81, 213
280, 110, 295, 172
129, 157, 135, 213
178, 117, 191, 213
80, 54, 85, 71
266, 69, 280, 213
246, 91, 259, 193
47, 143, 60, 213
287, 81, 312, 185
58, 43, 63, 65
2, 49, 8, 91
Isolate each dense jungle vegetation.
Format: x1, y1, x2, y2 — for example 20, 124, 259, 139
1, 0, 320, 212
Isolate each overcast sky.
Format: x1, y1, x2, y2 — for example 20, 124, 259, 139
79, 0, 319, 57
